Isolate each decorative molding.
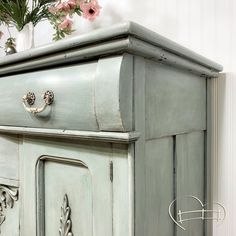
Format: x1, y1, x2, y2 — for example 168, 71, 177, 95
0, 126, 140, 143
0, 185, 18, 233
59, 194, 73, 236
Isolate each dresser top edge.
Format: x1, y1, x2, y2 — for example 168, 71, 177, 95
0, 21, 222, 73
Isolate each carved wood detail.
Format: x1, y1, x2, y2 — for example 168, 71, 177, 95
0, 185, 18, 233
59, 194, 73, 236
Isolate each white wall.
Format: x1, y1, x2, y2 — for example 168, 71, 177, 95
1, 0, 236, 71
0, 0, 234, 235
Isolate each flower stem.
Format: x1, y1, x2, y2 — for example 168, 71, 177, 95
7, 27, 12, 38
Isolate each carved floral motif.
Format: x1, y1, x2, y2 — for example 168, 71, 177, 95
0, 185, 18, 233
59, 194, 73, 236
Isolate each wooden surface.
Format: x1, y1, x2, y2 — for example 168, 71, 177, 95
176, 132, 205, 236
0, 22, 222, 72
0, 54, 134, 132
95, 54, 133, 131
145, 137, 174, 236
0, 22, 222, 236
20, 138, 113, 236
0, 134, 19, 185
145, 60, 206, 139
0, 22, 222, 76
133, 56, 146, 236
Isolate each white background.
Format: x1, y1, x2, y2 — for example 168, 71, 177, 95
0, 0, 234, 235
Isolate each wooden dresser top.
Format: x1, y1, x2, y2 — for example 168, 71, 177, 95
0, 21, 222, 76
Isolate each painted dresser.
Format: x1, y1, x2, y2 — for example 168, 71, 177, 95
0, 22, 222, 236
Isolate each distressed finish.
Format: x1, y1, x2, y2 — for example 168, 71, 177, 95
0, 134, 19, 186
0, 185, 18, 233
0, 22, 222, 236
0, 57, 133, 132
59, 195, 73, 236
145, 61, 206, 139
176, 132, 205, 236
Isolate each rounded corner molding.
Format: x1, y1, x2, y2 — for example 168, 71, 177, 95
95, 54, 133, 131
22, 90, 54, 114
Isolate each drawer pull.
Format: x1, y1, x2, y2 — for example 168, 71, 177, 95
22, 91, 54, 114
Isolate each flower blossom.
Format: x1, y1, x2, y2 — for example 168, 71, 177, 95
80, 0, 102, 21
57, 0, 77, 11
67, 0, 77, 8
47, 0, 102, 40
49, 0, 77, 14
48, 6, 58, 14
58, 15, 73, 30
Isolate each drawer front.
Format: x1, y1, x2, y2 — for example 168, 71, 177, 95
0, 54, 133, 132
0, 62, 98, 131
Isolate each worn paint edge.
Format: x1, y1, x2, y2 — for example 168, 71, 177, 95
0, 37, 220, 78
0, 21, 222, 72
128, 143, 135, 236
0, 177, 19, 187
0, 126, 140, 143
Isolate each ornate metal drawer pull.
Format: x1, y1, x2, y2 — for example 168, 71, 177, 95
22, 91, 54, 114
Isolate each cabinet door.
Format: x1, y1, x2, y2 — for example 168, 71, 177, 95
20, 137, 113, 236
0, 134, 19, 236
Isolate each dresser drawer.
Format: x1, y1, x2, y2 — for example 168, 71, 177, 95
0, 54, 133, 132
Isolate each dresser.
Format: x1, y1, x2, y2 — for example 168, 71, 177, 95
0, 22, 222, 236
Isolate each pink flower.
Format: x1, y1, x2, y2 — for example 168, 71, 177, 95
57, 2, 70, 11
67, 0, 77, 8
80, 0, 102, 21
56, 0, 77, 12
48, 6, 58, 14
58, 15, 73, 30
0, 31, 3, 39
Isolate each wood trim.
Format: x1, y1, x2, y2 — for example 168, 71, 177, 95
0, 177, 19, 188
0, 37, 220, 77
0, 22, 222, 72
0, 126, 140, 143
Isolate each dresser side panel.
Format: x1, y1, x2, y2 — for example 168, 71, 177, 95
133, 56, 146, 236
145, 137, 175, 236
176, 131, 205, 236
145, 60, 207, 139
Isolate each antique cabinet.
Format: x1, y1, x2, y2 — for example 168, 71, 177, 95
0, 22, 222, 236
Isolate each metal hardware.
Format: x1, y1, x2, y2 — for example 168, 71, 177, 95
24, 92, 36, 106
22, 91, 54, 114
168, 195, 226, 231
